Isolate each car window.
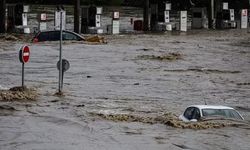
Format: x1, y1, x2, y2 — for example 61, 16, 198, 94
202, 109, 243, 120
49, 31, 60, 41
192, 108, 201, 120
63, 32, 80, 40
184, 107, 194, 120
223, 109, 243, 120
37, 32, 49, 41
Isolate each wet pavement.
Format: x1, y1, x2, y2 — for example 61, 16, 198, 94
0, 30, 250, 150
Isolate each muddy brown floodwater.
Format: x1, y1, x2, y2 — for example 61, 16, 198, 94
0, 30, 250, 150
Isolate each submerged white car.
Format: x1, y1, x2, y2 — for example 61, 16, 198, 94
179, 105, 244, 122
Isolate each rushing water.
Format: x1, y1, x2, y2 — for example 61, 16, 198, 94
0, 23, 250, 150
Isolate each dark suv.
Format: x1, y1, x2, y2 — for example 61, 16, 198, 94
33, 30, 85, 42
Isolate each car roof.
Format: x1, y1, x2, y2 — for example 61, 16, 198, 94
188, 105, 235, 110
36, 30, 85, 40
38, 30, 81, 35
39, 30, 72, 33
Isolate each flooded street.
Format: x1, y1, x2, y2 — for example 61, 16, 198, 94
0, 30, 250, 150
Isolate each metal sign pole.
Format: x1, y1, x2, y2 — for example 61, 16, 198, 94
22, 63, 24, 87
62, 71, 64, 89
59, 10, 63, 93
19, 45, 30, 89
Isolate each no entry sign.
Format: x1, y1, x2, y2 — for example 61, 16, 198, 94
19, 45, 30, 63
18, 45, 30, 88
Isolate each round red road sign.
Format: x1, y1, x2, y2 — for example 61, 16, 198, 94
19, 45, 30, 63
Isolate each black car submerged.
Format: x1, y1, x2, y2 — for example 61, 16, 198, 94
33, 30, 85, 42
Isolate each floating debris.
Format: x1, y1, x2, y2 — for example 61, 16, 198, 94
85, 36, 107, 44
237, 82, 250, 86
54, 91, 65, 97
0, 34, 20, 41
0, 86, 38, 101
75, 104, 85, 108
163, 68, 241, 74
138, 52, 182, 61
136, 48, 154, 51
91, 112, 248, 130
0, 105, 17, 111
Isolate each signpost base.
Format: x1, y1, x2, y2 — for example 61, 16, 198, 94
22, 63, 24, 88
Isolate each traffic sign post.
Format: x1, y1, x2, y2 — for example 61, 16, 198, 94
57, 6, 70, 94
19, 45, 30, 88
57, 59, 70, 89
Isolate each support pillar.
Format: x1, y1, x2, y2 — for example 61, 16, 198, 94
209, 0, 215, 29
74, 0, 80, 33
143, 0, 149, 31
0, 0, 6, 33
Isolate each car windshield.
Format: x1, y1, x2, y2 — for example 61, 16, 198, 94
202, 109, 243, 120
63, 32, 80, 40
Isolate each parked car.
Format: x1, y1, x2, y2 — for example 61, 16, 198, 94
179, 105, 244, 122
33, 30, 85, 42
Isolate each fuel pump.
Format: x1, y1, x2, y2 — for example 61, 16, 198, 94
164, 3, 172, 31
39, 13, 47, 31
180, 11, 187, 32
22, 5, 30, 33
215, 2, 236, 29
191, 8, 208, 29
241, 9, 248, 29
85, 6, 103, 34
96, 7, 102, 28
112, 12, 120, 34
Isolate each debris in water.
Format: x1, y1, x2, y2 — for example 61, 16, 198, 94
54, 91, 65, 97
136, 48, 154, 51
237, 82, 250, 86
86, 75, 92, 78
75, 104, 85, 108
0, 34, 19, 41
188, 68, 241, 74
0, 86, 38, 101
172, 143, 193, 149
138, 52, 182, 61
85, 36, 107, 44
90, 112, 249, 130
50, 99, 60, 103
0, 105, 17, 111
0, 104, 18, 115
163, 68, 241, 74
